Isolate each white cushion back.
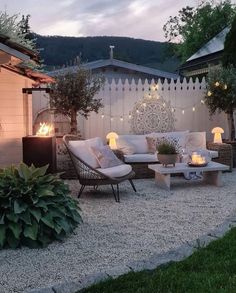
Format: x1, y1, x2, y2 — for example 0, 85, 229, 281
117, 135, 148, 154
152, 131, 189, 149
69, 137, 103, 168
185, 132, 206, 152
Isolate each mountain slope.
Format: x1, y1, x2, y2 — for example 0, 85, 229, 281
36, 35, 180, 72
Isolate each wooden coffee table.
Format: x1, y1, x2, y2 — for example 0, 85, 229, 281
148, 162, 229, 191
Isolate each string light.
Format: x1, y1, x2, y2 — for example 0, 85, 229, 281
136, 109, 139, 113
224, 84, 227, 90
120, 116, 123, 121
163, 102, 166, 107
129, 114, 132, 119
182, 109, 185, 114
192, 107, 195, 112
142, 103, 146, 107
110, 117, 113, 121
101, 114, 104, 119
201, 99, 205, 104
171, 108, 175, 113
207, 91, 212, 96
215, 81, 220, 87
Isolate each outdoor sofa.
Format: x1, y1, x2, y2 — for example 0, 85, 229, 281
115, 131, 223, 178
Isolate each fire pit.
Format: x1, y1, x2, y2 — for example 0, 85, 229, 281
22, 123, 56, 173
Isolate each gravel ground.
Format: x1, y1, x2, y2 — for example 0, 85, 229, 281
1, 171, 236, 293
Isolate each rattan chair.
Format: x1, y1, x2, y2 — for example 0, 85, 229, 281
63, 135, 136, 202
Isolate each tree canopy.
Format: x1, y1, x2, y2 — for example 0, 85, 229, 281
163, 0, 236, 61
0, 11, 35, 50
50, 62, 105, 134
222, 14, 236, 67
204, 66, 236, 140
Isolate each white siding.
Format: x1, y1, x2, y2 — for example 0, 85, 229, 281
0, 67, 33, 167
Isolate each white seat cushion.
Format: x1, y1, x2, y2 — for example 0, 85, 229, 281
69, 137, 103, 168
185, 132, 206, 152
97, 164, 132, 178
209, 150, 218, 159
124, 154, 158, 163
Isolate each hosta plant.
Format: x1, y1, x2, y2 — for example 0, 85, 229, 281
0, 163, 82, 249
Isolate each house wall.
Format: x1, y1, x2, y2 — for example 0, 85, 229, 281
0, 67, 33, 167
33, 77, 229, 142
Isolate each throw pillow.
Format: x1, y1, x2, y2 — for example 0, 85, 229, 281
156, 136, 182, 154
116, 137, 136, 155
90, 145, 122, 169
146, 136, 157, 154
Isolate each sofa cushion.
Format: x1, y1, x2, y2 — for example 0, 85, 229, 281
185, 132, 206, 152
152, 130, 189, 149
97, 164, 132, 178
146, 136, 157, 154
117, 135, 149, 154
90, 145, 122, 168
209, 150, 218, 159
124, 154, 158, 163
116, 137, 135, 155
69, 137, 103, 168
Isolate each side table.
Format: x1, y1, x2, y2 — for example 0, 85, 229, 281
207, 142, 233, 171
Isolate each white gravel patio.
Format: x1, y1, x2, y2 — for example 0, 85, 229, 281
1, 171, 236, 293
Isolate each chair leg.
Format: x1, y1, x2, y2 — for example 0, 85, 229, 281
78, 185, 85, 198
129, 179, 137, 192
111, 184, 119, 202
116, 184, 120, 202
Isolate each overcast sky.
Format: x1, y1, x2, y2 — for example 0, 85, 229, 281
0, 0, 235, 42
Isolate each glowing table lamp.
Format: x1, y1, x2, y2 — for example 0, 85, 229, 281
106, 132, 118, 149
211, 127, 224, 143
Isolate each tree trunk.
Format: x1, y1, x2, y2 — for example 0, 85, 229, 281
70, 109, 77, 134
227, 112, 235, 141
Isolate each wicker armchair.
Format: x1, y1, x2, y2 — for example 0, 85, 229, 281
63, 135, 136, 202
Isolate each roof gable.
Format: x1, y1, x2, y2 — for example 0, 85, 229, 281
50, 58, 179, 79
187, 27, 230, 62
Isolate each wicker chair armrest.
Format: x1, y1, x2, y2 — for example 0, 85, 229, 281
113, 149, 125, 162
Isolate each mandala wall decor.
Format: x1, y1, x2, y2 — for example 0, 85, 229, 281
130, 94, 175, 134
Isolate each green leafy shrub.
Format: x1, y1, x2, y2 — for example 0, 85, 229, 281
0, 163, 82, 249
157, 140, 178, 154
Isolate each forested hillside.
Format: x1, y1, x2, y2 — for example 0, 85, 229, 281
36, 35, 180, 72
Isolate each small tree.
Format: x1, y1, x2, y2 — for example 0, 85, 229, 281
163, 0, 236, 61
222, 14, 236, 68
50, 64, 105, 134
0, 11, 35, 49
204, 66, 236, 141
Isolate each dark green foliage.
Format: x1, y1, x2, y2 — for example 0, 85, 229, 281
157, 140, 179, 154
163, 0, 236, 61
80, 227, 236, 292
35, 35, 180, 72
0, 163, 82, 249
204, 66, 236, 140
223, 15, 236, 68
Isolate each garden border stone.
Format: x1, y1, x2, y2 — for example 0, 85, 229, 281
26, 214, 236, 293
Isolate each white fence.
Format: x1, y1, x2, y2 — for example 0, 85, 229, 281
33, 77, 229, 141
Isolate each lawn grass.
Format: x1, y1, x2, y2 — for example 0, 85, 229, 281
79, 227, 236, 293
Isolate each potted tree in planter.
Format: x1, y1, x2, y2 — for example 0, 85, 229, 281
204, 66, 236, 166
50, 60, 105, 135
157, 139, 180, 167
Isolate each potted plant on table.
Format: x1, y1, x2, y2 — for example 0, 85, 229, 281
157, 139, 180, 167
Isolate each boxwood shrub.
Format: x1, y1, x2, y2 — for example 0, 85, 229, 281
0, 163, 82, 249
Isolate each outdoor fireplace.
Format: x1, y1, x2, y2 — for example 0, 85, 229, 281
22, 123, 56, 173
